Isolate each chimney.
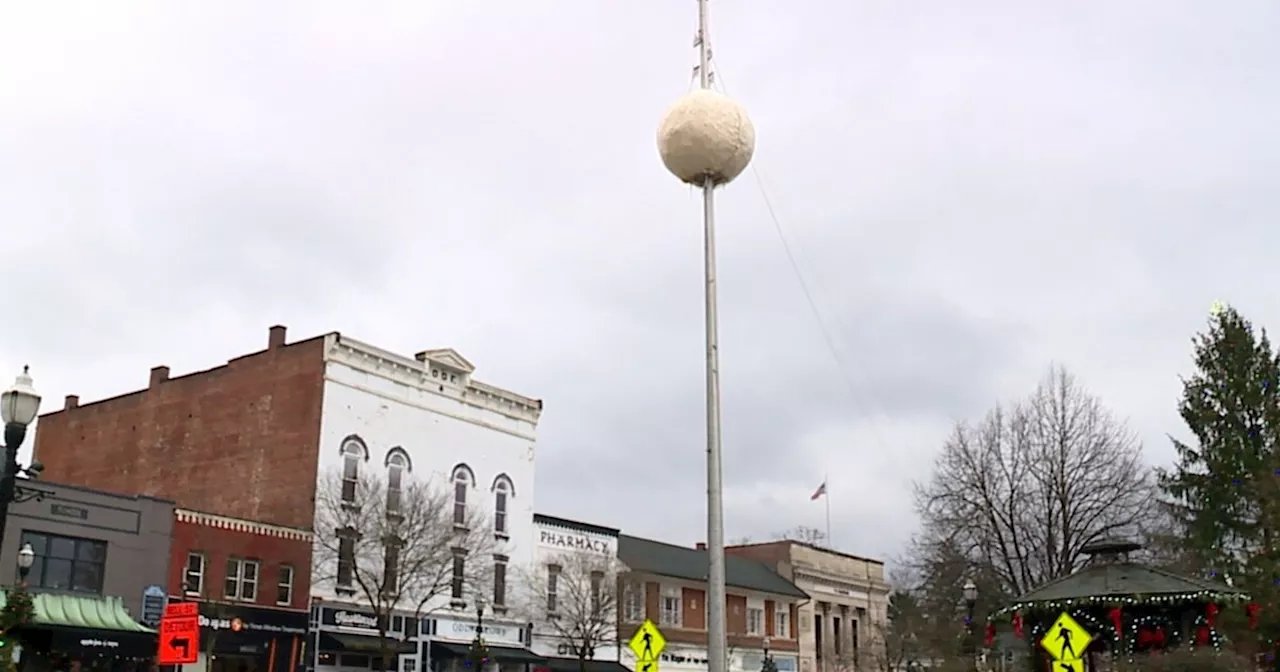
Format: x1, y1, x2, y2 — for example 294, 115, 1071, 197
63, 395, 79, 410
268, 325, 287, 350
150, 366, 170, 388
696, 542, 707, 551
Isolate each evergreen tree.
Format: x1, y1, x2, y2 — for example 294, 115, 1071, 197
1157, 303, 1280, 644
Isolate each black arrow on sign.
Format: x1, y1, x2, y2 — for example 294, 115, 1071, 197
170, 637, 190, 659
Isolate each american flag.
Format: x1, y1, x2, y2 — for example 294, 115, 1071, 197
810, 480, 827, 501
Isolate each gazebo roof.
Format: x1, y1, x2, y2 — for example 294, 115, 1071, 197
995, 539, 1247, 616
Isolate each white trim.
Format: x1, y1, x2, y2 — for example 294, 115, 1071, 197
176, 509, 312, 541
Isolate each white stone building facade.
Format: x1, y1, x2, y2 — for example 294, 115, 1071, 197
528, 514, 623, 663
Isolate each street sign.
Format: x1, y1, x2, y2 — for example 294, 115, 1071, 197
1039, 612, 1092, 663
1052, 660, 1084, 672
158, 602, 200, 665
628, 619, 666, 663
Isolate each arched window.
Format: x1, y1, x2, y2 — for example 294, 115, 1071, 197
386, 450, 410, 514
451, 464, 474, 527
340, 436, 369, 504
491, 474, 514, 536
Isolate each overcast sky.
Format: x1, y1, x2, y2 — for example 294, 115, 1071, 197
2, 1, 1277, 565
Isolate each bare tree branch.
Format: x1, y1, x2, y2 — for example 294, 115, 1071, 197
516, 552, 628, 669
909, 365, 1153, 602
313, 469, 498, 665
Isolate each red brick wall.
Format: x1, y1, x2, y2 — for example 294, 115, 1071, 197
168, 515, 312, 611
32, 327, 327, 529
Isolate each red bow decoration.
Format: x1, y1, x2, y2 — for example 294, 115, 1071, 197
1109, 607, 1123, 638
984, 622, 996, 647
1246, 603, 1261, 630
1195, 625, 1210, 646
1206, 603, 1219, 627
1012, 611, 1024, 639
1136, 627, 1166, 648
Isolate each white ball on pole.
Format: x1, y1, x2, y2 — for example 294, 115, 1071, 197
657, 89, 755, 187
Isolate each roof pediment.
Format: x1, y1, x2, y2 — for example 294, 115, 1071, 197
414, 348, 475, 374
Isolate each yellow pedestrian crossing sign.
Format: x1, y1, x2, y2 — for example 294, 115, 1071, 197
629, 619, 666, 663
1039, 612, 1092, 662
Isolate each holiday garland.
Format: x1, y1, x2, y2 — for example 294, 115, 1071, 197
465, 635, 491, 667
0, 589, 35, 632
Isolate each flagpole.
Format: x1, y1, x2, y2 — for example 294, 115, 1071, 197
824, 474, 831, 548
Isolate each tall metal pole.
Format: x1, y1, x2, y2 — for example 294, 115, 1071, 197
695, 1, 728, 672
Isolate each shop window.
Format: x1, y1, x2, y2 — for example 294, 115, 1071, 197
277, 564, 295, 606
225, 557, 260, 601
185, 552, 206, 596
20, 531, 107, 594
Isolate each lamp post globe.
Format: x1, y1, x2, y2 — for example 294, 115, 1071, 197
1, 366, 41, 428
962, 580, 978, 604
17, 541, 34, 582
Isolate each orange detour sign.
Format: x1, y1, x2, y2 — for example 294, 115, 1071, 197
158, 602, 200, 665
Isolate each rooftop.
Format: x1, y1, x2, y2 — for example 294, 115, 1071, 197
618, 535, 808, 598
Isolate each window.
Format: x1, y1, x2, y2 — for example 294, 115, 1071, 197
546, 564, 561, 614
21, 532, 107, 594
660, 589, 682, 626
277, 565, 295, 606
225, 558, 259, 601
184, 552, 206, 595
747, 607, 764, 635
492, 475, 513, 536
341, 438, 367, 504
590, 571, 604, 616
451, 548, 466, 602
386, 450, 409, 515
775, 610, 790, 638
493, 555, 508, 610
623, 584, 644, 622
451, 464, 474, 527
383, 541, 401, 596
337, 530, 357, 591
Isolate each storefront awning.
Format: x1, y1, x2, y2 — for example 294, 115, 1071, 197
319, 632, 417, 654
540, 658, 632, 672
0, 590, 158, 659
430, 641, 547, 665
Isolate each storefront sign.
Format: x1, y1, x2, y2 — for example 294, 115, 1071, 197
320, 606, 383, 633
538, 529, 612, 554
200, 603, 310, 638
433, 616, 523, 646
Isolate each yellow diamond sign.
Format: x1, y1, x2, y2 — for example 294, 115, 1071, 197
1039, 612, 1092, 662
1052, 660, 1084, 672
628, 619, 666, 662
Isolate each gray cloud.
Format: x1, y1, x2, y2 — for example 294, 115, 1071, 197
3, 0, 1279, 563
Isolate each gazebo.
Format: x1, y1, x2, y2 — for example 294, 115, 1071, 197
987, 539, 1254, 669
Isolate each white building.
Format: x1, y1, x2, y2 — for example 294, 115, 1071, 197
529, 514, 624, 666
309, 336, 543, 672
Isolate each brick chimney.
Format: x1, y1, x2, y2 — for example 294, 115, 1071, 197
696, 542, 707, 551
63, 395, 79, 410
268, 325, 287, 350
149, 366, 170, 388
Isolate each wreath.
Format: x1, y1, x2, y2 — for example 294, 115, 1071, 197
465, 636, 490, 667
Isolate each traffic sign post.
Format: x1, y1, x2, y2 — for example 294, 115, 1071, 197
1038, 612, 1092, 669
157, 602, 201, 665
628, 620, 667, 672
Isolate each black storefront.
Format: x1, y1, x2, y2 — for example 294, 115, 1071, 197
198, 603, 309, 672
309, 605, 416, 672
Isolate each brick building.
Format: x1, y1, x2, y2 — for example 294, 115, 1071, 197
725, 542, 890, 672
616, 535, 808, 672
32, 325, 325, 529
168, 509, 312, 672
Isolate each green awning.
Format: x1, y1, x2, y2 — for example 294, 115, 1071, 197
0, 590, 155, 633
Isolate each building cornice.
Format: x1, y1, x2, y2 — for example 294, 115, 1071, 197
793, 570, 890, 597
176, 509, 312, 541
325, 335, 542, 426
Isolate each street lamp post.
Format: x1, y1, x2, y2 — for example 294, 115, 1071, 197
962, 580, 978, 670
16, 543, 33, 584
0, 367, 44, 561
760, 637, 773, 672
